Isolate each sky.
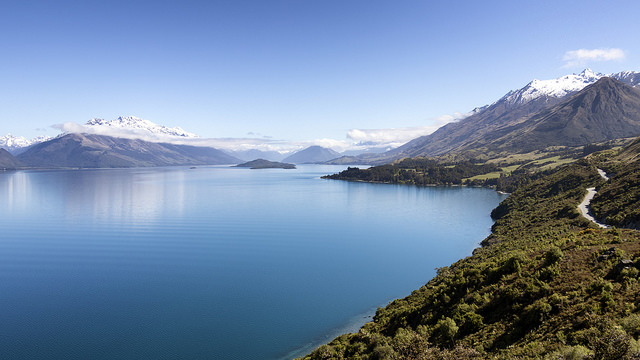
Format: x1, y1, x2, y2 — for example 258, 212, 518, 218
1, 0, 640, 152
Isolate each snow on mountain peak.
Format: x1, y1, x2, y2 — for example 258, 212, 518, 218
502, 69, 605, 106
0, 133, 52, 154
85, 116, 200, 138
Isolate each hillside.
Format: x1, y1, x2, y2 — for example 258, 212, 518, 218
17, 133, 240, 168
588, 137, 640, 230
0, 148, 21, 169
390, 78, 640, 162
481, 78, 640, 153
300, 140, 640, 359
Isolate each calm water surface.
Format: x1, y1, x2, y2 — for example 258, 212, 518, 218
0, 165, 507, 359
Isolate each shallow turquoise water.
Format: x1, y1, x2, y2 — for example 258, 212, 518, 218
0, 165, 506, 359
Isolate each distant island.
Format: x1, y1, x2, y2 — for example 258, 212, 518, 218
234, 159, 296, 169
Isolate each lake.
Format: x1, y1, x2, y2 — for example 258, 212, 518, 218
0, 165, 507, 359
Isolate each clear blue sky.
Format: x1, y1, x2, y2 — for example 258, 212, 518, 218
1, 0, 639, 150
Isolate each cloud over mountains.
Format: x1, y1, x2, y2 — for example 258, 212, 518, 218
51, 113, 465, 155
563, 48, 625, 68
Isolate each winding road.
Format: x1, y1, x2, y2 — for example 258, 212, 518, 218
577, 169, 610, 229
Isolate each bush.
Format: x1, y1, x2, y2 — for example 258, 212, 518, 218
555, 345, 593, 360
622, 313, 640, 338
590, 326, 632, 360
524, 299, 552, 325
544, 246, 564, 266
433, 317, 458, 347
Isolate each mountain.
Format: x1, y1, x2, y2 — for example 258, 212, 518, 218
0, 148, 21, 169
492, 69, 638, 108
500, 69, 602, 107
478, 77, 640, 152
226, 149, 287, 162
383, 72, 640, 161
0, 134, 52, 154
85, 116, 200, 138
282, 146, 340, 164
17, 133, 240, 168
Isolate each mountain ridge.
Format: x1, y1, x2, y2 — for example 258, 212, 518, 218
283, 146, 340, 164
0, 134, 52, 154
85, 116, 200, 138
17, 133, 240, 168
375, 75, 640, 162
0, 148, 21, 169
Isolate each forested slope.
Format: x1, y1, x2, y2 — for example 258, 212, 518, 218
300, 144, 640, 359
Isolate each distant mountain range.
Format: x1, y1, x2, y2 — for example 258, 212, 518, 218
17, 133, 240, 168
0, 134, 52, 154
226, 149, 287, 162
86, 116, 200, 138
4, 69, 640, 168
282, 146, 340, 164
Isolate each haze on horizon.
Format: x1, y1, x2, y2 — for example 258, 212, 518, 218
1, 0, 639, 152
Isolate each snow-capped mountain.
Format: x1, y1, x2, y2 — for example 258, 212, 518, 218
613, 71, 640, 87
0, 134, 52, 154
501, 69, 640, 107
374, 69, 640, 163
86, 116, 200, 138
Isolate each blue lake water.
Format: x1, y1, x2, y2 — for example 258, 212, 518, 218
0, 165, 507, 359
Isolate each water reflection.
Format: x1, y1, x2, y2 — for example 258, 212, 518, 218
0, 168, 187, 224
0, 171, 31, 211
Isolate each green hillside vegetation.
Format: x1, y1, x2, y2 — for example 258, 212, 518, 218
322, 154, 573, 193
300, 141, 640, 359
323, 138, 634, 194
589, 138, 640, 230
322, 159, 500, 186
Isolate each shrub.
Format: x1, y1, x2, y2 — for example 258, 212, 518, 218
590, 326, 632, 360
433, 317, 458, 347
622, 313, 640, 338
544, 246, 564, 266
555, 345, 593, 359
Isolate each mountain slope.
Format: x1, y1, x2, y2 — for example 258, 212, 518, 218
590, 136, 640, 229
17, 133, 240, 168
0, 148, 21, 169
387, 77, 640, 160
479, 77, 640, 153
283, 146, 340, 164
354, 70, 638, 163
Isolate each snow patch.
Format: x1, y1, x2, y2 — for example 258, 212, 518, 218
85, 116, 200, 138
0, 134, 52, 153
502, 69, 605, 106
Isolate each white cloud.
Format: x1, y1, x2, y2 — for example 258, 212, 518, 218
52, 110, 469, 155
52, 122, 293, 152
346, 112, 468, 148
563, 48, 625, 68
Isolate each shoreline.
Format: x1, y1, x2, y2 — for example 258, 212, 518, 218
278, 306, 378, 360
